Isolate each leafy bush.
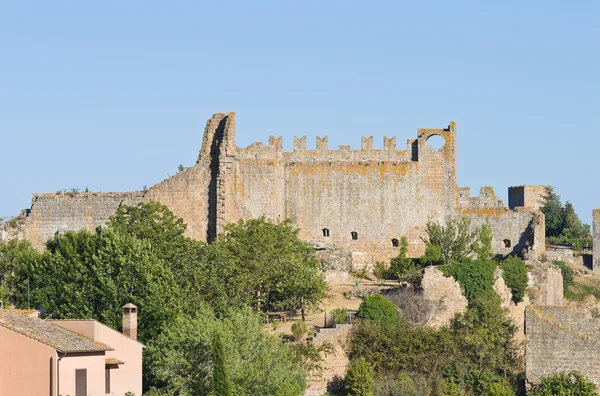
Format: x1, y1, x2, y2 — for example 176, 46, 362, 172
546, 236, 593, 251
358, 294, 397, 330
345, 358, 374, 396
439, 260, 496, 303
530, 372, 598, 395
554, 260, 574, 294
349, 294, 519, 396
329, 308, 349, 326
474, 223, 493, 262
421, 243, 442, 266
373, 261, 388, 281
500, 256, 528, 303
291, 320, 308, 341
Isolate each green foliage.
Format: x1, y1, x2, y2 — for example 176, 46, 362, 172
358, 294, 397, 330
426, 217, 478, 265
530, 372, 598, 396
554, 260, 574, 294
390, 236, 422, 287
291, 320, 308, 341
422, 243, 442, 266
345, 358, 374, 396
474, 223, 493, 262
145, 306, 307, 396
373, 261, 388, 281
542, 186, 591, 248
329, 308, 349, 326
210, 217, 327, 317
542, 186, 566, 238
500, 256, 528, 303
546, 236, 593, 251
15, 230, 182, 342
349, 294, 519, 396
177, 164, 185, 173
439, 260, 497, 303
0, 239, 40, 308
211, 332, 232, 396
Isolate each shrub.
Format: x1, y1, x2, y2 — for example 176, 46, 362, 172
345, 358, 374, 396
500, 256, 528, 303
421, 243, 442, 266
439, 260, 496, 303
373, 261, 388, 281
329, 308, 349, 326
358, 294, 397, 330
291, 320, 308, 341
530, 372, 598, 395
554, 260, 574, 294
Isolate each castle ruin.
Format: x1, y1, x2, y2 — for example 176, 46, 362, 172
6, 112, 545, 267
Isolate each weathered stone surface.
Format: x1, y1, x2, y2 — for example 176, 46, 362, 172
508, 185, 547, 210
313, 245, 353, 283
526, 305, 600, 387
421, 267, 468, 328
494, 270, 529, 343
527, 262, 564, 307
12, 112, 545, 265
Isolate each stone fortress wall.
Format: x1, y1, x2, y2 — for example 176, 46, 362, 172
7, 112, 545, 267
526, 306, 600, 387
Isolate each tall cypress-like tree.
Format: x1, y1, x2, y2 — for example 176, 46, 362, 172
212, 331, 232, 396
540, 186, 564, 237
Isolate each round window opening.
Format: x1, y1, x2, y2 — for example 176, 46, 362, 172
426, 135, 446, 151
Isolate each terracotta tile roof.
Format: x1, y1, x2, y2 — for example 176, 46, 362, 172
0, 310, 113, 353
105, 358, 125, 365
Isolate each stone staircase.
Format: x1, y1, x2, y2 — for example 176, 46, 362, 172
305, 324, 352, 396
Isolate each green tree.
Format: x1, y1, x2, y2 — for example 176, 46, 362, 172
14, 230, 182, 342
439, 260, 497, 302
212, 332, 232, 396
0, 239, 41, 308
500, 256, 528, 303
474, 223, 493, 262
425, 217, 478, 265
390, 237, 421, 287
541, 186, 565, 238
530, 372, 597, 396
210, 218, 327, 319
562, 201, 590, 239
345, 358, 374, 396
422, 243, 442, 266
358, 294, 397, 330
145, 306, 307, 396
373, 261, 388, 283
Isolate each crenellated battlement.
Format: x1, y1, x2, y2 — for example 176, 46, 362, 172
235, 123, 456, 163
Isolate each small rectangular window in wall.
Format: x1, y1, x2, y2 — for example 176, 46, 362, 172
75, 369, 87, 396
105, 368, 111, 394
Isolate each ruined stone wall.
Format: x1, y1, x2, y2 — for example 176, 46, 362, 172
14, 112, 546, 268
526, 305, 600, 386
509, 185, 546, 210
464, 206, 545, 259
593, 209, 599, 271
23, 192, 144, 248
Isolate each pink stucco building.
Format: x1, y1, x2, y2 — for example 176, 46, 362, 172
0, 304, 143, 396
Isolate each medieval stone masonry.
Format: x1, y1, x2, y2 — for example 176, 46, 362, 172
8, 112, 545, 267
594, 209, 600, 271
526, 305, 600, 387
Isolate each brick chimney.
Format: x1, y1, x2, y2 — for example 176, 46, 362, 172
122, 303, 137, 341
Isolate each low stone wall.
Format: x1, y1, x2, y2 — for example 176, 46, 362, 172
545, 245, 575, 262
313, 244, 353, 283
526, 305, 600, 387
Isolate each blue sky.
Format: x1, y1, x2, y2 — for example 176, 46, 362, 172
1, 1, 598, 223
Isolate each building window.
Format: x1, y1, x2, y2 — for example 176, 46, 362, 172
351, 231, 358, 240
322, 228, 330, 237
105, 368, 111, 394
503, 239, 512, 248
391, 238, 399, 247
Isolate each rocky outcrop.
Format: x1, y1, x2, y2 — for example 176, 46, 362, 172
421, 267, 468, 328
